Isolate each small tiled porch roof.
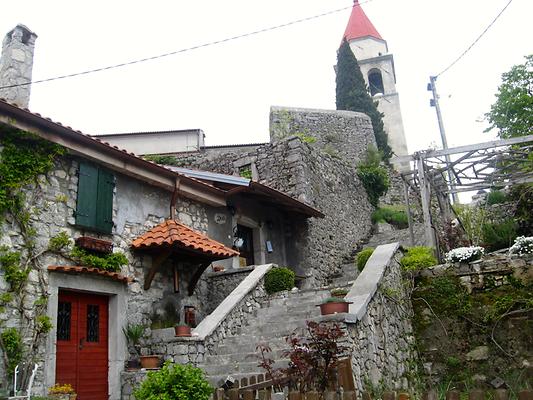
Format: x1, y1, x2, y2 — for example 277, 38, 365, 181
131, 220, 238, 292
131, 219, 238, 258
48, 265, 132, 283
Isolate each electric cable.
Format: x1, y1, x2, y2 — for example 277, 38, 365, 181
0, 0, 374, 90
436, 0, 513, 77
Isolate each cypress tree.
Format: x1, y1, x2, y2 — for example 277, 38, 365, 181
336, 38, 392, 161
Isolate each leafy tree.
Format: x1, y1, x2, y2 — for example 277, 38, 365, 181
484, 55, 533, 235
485, 54, 533, 139
336, 38, 392, 161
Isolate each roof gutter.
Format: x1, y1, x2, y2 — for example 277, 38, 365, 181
0, 101, 226, 207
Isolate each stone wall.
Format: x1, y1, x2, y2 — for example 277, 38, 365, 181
0, 153, 210, 397
269, 106, 376, 165
0, 24, 37, 108
412, 252, 532, 390
167, 107, 377, 287
202, 267, 255, 315
416, 253, 533, 292
342, 245, 418, 393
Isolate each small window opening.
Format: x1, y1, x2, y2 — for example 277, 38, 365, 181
368, 69, 384, 96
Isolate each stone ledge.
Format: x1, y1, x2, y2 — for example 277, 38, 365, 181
345, 242, 400, 321
206, 266, 255, 278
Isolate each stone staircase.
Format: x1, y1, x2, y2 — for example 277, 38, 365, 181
199, 282, 354, 387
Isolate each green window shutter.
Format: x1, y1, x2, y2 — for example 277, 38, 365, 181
76, 162, 98, 228
95, 168, 115, 233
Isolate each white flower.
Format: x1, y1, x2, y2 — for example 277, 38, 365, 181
445, 246, 485, 263
509, 236, 533, 255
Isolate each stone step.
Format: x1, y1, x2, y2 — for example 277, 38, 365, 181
205, 348, 285, 365
201, 358, 289, 376
255, 304, 329, 323
243, 318, 318, 337
205, 371, 272, 389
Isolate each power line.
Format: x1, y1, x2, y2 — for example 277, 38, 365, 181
436, 0, 513, 77
0, 1, 372, 91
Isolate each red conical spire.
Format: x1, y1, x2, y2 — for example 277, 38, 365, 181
343, 0, 383, 41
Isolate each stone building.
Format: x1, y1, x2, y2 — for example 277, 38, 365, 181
0, 99, 321, 398
342, 0, 409, 159
155, 106, 377, 287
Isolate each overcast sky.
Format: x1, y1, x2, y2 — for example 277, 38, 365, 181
1, 0, 531, 154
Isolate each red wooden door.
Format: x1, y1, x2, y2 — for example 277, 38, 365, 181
56, 291, 109, 400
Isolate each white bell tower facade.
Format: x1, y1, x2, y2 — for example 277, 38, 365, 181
343, 1, 409, 159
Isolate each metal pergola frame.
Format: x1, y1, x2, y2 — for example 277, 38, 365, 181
391, 134, 533, 256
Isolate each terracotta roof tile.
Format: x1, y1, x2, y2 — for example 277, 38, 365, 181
343, 1, 383, 41
48, 265, 132, 283
132, 220, 239, 259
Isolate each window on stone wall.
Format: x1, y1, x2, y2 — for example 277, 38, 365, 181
368, 68, 385, 96
75, 161, 115, 234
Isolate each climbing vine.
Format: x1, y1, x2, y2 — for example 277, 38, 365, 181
0, 127, 65, 388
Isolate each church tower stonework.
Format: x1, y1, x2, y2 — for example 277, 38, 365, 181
343, 1, 409, 159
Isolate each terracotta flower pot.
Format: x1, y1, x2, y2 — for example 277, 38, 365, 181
140, 355, 160, 369
175, 325, 192, 337
318, 301, 352, 315
49, 395, 77, 400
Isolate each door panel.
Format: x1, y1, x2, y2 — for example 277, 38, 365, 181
56, 291, 109, 400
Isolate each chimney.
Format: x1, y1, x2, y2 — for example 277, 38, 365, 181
0, 24, 38, 108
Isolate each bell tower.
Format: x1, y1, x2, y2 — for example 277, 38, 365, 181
343, 1, 409, 159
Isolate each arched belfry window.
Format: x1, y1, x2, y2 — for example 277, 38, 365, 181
368, 69, 384, 96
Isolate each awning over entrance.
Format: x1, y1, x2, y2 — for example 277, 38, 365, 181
131, 219, 239, 292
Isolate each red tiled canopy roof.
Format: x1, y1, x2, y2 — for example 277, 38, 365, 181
48, 265, 132, 283
131, 220, 239, 259
343, 0, 383, 41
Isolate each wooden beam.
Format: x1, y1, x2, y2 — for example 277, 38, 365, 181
403, 181, 415, 246
144, 249, 173, 290
188, 263, 211, 296
392, 134, 533, 163
417, 157, 437, 251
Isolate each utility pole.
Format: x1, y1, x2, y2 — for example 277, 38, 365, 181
428, 76, 459, 204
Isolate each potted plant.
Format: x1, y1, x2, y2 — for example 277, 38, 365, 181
317, 297, 352, 315
140, 354, 161, 369
330, 287, 349, 298
174, 323, 192, 337
48, 383, 77, 400
123, 323, 145, 370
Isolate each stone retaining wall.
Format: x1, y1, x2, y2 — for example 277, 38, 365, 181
417, 253, 533, 292
121, 265, 273, 399
342, 243, 418, 392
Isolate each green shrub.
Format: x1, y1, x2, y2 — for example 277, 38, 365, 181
481, 220, 518, 252
70, 246, 128, 272
264, 267, 295, 294
357, 147, 389, 207
356, 248, 374, 272
134, 361, 213, 400
486, 189, 508, 205
371, 206, 408, 229
0, 327, 23, 375
400, 246, 437, 271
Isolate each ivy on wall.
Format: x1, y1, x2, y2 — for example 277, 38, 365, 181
0, 127, 65, 387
